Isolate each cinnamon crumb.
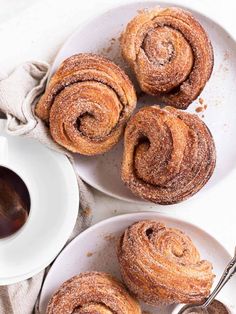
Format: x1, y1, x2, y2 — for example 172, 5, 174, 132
86, 252, 94, 257
104, 234, 116, 242
102, 37, 117, 54
204, 104, 207, 110
199, 98, 204, 105
82, 207, 92, 217
195, 106, 203, 113
106, 46, 112, 53
110, 38, 116, 44
118, 33, 123, 43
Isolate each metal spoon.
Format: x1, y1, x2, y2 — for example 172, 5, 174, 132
178, 247, 236, 314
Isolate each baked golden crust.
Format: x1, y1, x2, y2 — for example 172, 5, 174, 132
121, 105, 216, 204
121, 7, 213, 109
46, 272, 141, 314
117, 220, 215, 306
35, 53, 136, 155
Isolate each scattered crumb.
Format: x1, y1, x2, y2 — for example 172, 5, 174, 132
199, 97, 204, 105
195, 98, 207, 114
86, 252, 94, 257
82, 207, 92, 218
106, 46, 112, 53
101, 37, 117, 55
104, 234, 116, 242
201, 114, 204, 118
195, 106, 203, 113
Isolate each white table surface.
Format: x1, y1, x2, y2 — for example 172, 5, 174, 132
0, 0, 235, 254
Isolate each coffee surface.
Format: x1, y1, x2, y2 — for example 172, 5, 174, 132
0, 166, 30, 238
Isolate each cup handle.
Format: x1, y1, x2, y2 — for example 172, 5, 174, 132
0, 136, 8, 164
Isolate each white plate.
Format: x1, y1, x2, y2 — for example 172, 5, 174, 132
0, 120, 79, 285
50, 1, 236, 203
39, 212, 236, 314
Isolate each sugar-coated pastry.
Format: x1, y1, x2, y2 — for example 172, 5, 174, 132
121, 7, 213, 109
36, 53, 136, 155
46, 271, 141, 314
117, 220, 215, 305
121, 105, 216, 204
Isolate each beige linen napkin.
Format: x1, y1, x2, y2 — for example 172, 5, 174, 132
0, 62, 94, 314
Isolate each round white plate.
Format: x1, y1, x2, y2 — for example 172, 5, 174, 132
39, 212, 236, 313
0, 120, 79, 285
50, 1, 236, 203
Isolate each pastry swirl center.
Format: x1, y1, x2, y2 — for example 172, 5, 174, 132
140, 26, 194, 92
143, 27, 175, 65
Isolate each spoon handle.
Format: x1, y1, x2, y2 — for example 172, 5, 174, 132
203, 247, 236, 308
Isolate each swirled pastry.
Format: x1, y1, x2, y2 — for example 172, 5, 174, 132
36, 53, 136, 155
46, 271, 141, 314
121, 7, 213, 109
117, 220, 214, 305
121, 105, 216, 204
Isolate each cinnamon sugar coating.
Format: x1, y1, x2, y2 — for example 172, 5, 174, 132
35, 53, 136, 155
117, 220, 215, 306
121, 7, 214, 109
46, 272, 141, 314
121, 106, 216, 204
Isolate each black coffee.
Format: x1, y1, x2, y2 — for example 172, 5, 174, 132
0, 166, 30, 238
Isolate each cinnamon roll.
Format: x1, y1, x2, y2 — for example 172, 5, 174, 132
36, 53, 136, 155
121, 105, 216, 204
117, 220, 214, 305
46, 271, 141, 314
121, 7, 213, 109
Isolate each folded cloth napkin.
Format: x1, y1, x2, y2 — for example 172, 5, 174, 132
0, 61, 95, 314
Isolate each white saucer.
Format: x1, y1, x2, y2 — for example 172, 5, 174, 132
39, 212, 236, 314
0, 120, 79, 285
49, 1, 236, 203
